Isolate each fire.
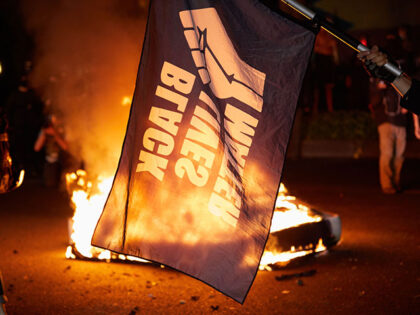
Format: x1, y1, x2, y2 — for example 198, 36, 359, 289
270, 183, 321, 233
65, 170, 112, 259
259, 239, 326, 270
259, 183, 327, 270
65, 170, 149, 263
65, 174, 328, 267
17, 170, 25, 187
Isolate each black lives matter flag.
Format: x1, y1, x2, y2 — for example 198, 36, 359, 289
92, 0, 315, 303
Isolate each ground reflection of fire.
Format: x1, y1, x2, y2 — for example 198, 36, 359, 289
65, 172, 338, 269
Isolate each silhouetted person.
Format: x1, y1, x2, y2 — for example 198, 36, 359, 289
0, 270, 6, 315
358, 45, 420, 193
0, 107, 25, 193
358, 45, 420, 115
0, 111, 10, 315
395, 25, 416, 76
34, 114, 68, 188
312, 28, 339, 113
369, 78, 407, 194
5, 76, 43, 177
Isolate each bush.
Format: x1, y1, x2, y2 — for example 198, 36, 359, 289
305, 110, 377, 140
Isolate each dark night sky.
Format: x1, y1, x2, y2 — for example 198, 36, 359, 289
1, 0, 419, 106
0, 0, 33, 104
0, 0, 149, 106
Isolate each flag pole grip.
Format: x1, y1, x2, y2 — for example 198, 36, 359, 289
281, 0, 403, 77
355, 44, 402, 77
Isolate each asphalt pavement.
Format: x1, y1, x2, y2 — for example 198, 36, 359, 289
0, 158, 419, 314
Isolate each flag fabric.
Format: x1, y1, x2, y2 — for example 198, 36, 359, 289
92, 0, 315, 303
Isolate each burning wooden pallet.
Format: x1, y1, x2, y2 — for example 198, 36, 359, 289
261, 208, 340, 269
65, 171, 341, 268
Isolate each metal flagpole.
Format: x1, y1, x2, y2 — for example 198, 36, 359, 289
281, 0, 403, 78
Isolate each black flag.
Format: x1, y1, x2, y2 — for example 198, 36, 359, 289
93, 0, 315, 303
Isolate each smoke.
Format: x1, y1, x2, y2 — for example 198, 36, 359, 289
21, 0, 147, 177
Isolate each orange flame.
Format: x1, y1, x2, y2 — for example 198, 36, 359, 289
65, 170, 148, 263
65, 174, 327, 267
270, 183, 321, 233
259, 183, 327, 270
259, 239, 326, 271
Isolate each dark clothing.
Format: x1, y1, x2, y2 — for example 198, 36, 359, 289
0, 270, 5, 303
401, 79, 420, 115
0, 111, 23, 193
6, 88, 43, 174
369, 81, 407, 192
41, 131, 63, 188
313, 53, 335, 86
43, 161, 61, 188
370, 83, 407, 127
44, 133, 61, 163
6, 88, 42, 134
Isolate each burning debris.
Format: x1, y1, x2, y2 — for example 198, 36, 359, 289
65, 170, 147, 263
260, 184, 341, 270
65, 173, 341, 269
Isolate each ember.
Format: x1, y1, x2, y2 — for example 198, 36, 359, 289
121, 96, 132, 107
